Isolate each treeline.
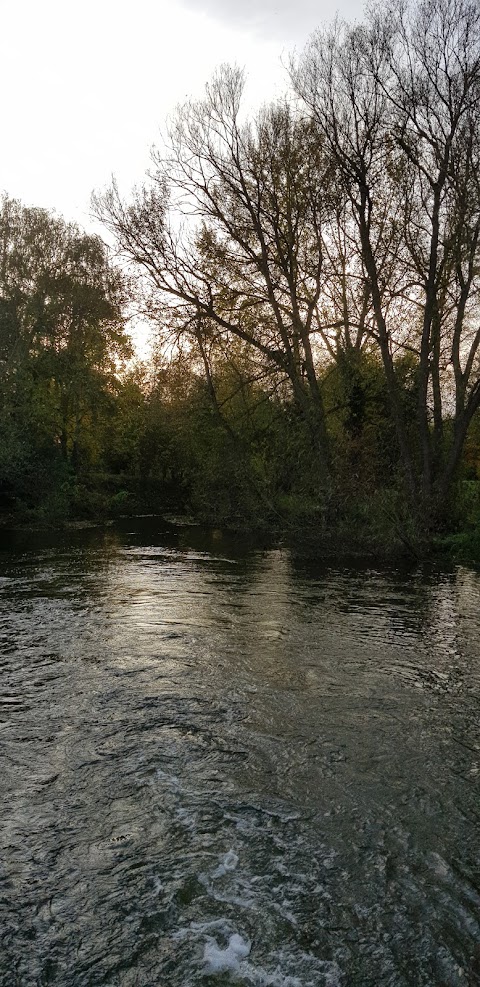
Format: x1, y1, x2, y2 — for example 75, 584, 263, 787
0, 201, 444, 550
3, 0, 480, 553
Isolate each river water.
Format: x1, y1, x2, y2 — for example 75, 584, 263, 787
1, 519, 479, 987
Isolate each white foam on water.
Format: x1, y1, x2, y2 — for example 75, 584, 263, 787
175, 806, 197, 831
207, 887, 257, 910
429, 851, 450, 878
172, 917, 233, 939
242, 964, 304, 987
155, 767, 181, 789
252, 953, 342, 987
212, 848, 239, 878
271, 901, 298, 926
203, 932, 251, 975
172, 918, 342, 987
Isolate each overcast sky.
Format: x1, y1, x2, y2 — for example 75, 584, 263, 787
1, 0, 364, 230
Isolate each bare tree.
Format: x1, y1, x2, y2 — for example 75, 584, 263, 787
292, 0, 480, 521
94, 67, 359, 489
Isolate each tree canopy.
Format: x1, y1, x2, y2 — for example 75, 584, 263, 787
0, 195, 132, 513
93, 0, 480, 536
3, 0, 480, 552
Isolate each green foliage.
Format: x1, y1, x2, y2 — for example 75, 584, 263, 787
0, 195, 132, 519
2, 185, 480, 555
432, 515, 480, 563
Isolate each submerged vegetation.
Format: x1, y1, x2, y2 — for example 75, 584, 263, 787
3, 0, 480, 556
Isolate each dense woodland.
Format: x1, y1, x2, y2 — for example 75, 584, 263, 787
2, 0, 480, 554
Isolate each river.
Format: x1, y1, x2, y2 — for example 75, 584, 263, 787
1, 519, 479, 986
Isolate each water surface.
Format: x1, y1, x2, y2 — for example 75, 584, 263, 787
1, 520, 479, 986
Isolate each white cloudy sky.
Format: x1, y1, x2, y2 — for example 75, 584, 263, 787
1, 0, 363, 229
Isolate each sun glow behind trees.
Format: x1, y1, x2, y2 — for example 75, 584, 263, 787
2, 0, 480, 545
91, 0, 480, 535
0, 0, 363, 358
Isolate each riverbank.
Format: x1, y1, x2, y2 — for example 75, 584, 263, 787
2, 505, 480, 565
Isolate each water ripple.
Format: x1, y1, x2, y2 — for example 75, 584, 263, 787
0, 523, 479, 986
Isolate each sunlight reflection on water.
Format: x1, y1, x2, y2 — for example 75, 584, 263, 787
0, 521, 479, 986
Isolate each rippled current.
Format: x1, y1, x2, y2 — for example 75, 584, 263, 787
1, 519, 479, 987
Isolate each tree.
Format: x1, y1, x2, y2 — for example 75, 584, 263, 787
0, 195, 131, 509
292, 0, 480, 523
94, 67, 354, 494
